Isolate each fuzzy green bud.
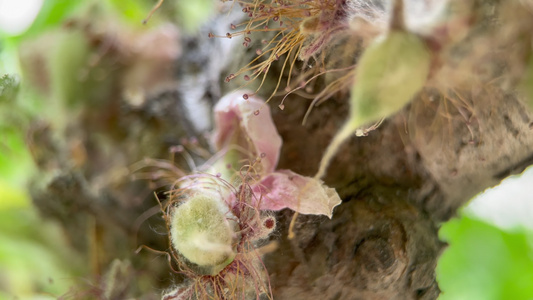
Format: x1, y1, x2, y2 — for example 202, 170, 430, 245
170, 192, 238, 275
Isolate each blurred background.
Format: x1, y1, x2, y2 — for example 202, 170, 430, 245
0, 0, 532, 299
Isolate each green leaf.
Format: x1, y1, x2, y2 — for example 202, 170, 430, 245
437, 216, 533, 300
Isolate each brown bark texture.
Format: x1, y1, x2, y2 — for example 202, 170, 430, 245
24, 0, 533, 299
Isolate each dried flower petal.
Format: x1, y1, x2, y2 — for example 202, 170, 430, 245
254, 170, 342, 218
211, 91, 341, 218
212, 91, 282, 174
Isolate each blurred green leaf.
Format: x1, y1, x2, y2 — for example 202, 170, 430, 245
0, 124, 35, 188
18, 0, 83, 40
49, 31, 91, 107
0, 74, 35, 188
0, 181, 30, 210
0, 208, 83, 298
109, 0, 151, 24
437, 216, 533, 300
175, 0, 214, 32
0, 74, 20, 102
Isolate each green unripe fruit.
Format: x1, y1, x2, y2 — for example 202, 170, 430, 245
350, 30, 430, 126
315, 30, 430, 179
170, 193, 238, 275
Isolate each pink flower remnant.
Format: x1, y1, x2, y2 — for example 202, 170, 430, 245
212, 91, 342, 218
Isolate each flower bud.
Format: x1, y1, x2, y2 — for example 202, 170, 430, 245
170, 192, 238, 275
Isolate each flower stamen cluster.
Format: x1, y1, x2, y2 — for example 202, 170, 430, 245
211, 0, 356, 105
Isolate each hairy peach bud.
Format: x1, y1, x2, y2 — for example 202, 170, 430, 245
170, 192, 239, 275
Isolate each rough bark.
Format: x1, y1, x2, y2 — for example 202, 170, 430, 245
24, 0, 533, 299
266, 72, 533, 300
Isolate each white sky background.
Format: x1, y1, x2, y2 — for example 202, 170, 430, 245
0, 0, 43, 35
465, 166, 533, 231
1, 0, 532, 232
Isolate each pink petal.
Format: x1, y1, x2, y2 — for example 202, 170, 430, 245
253, 170, 342, 218
212, 91, 282, 174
